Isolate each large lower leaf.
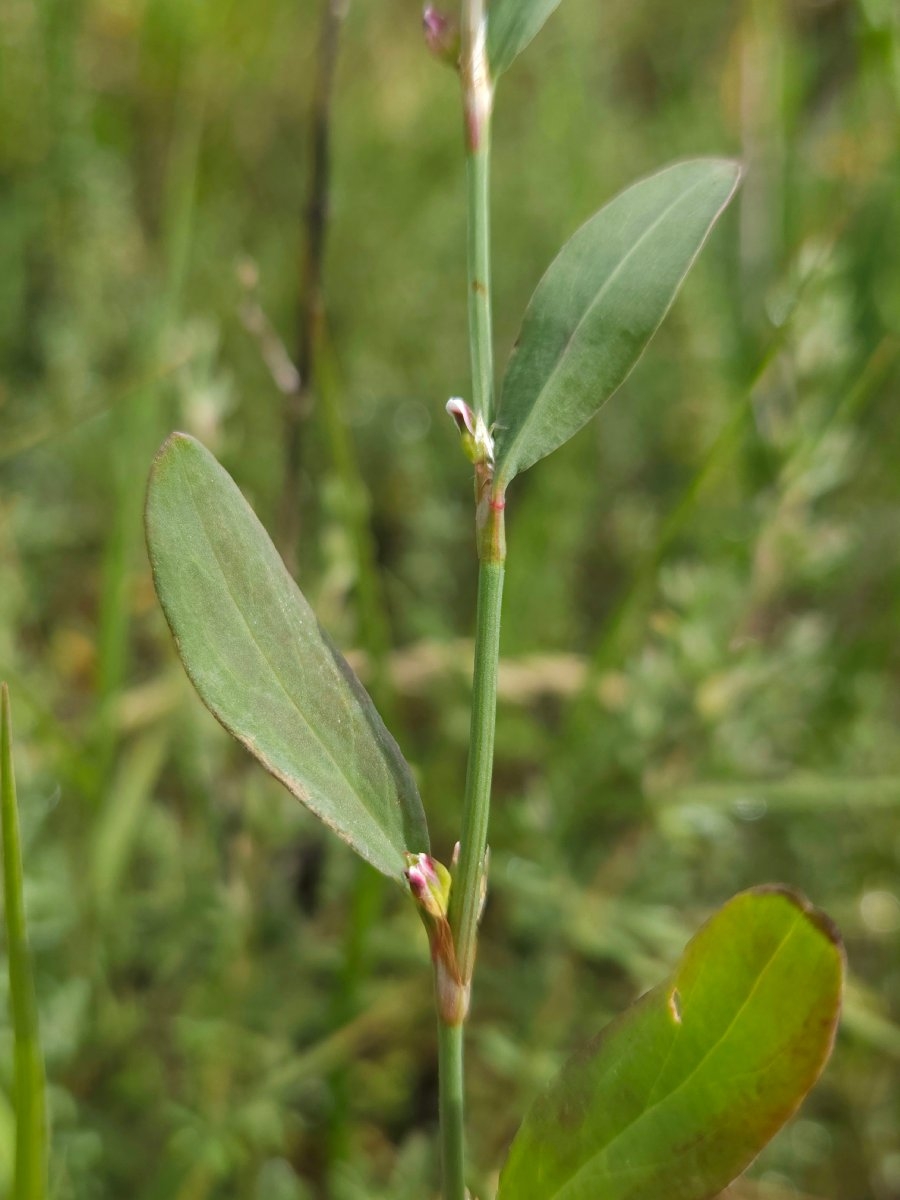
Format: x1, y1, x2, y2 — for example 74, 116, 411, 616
488, 0, 561, 77
492, 159, 741, 492
498, 887, 843, 1200
145, 433, 429, 880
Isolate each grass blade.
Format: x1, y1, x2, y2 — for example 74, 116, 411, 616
1, 684, 48, 1200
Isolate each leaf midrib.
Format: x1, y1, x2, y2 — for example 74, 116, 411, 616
495, 168, 722, 489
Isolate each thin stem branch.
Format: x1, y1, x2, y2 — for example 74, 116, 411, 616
282, 0, 348, 566
438, 1017, 466, 1200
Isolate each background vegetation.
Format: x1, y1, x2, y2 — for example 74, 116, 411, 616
2, 0, 900, 1195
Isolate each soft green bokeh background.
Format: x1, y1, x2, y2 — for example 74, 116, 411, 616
2, 0, 899, 1196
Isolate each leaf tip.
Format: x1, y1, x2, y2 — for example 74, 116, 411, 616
153, 430, 201, 470
724, 157, 745, 196
750, 883, 844, 955
1, 683, 11, 793
146, 432, 207, 538
148, 431, 187, 493
682, 155, 743, 203
696, 155, 744, 201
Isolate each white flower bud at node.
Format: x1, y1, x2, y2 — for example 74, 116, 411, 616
446, 398, 495, 466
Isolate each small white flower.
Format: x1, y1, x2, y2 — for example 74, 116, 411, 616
446, 398, 495, 465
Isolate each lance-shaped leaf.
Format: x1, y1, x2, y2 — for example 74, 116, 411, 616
498, 887, 843, 1200
145, 433, 429, 880
488, 0, 561, 77
492, 159, 741, 493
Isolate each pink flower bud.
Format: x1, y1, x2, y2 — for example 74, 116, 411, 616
406, 854, 437, 897
423, 6, 460, 66
404, 851, 451, 919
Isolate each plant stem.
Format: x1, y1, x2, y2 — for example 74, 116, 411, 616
450, 0, 503, 981
282, 0, 348, 569
437, 1018, 466, 1200
1, 685, 48, 1200
436, 6, 500, 1198
466, 143, 494, 426
460, 0, 495, 427
449, 554, 505, 985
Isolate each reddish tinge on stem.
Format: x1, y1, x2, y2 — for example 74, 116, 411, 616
459, 6, 492, 151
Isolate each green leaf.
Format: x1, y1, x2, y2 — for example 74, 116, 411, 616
498, 887, 843, 1200
492, 159, 742, 492
145, 433, 429, 880
488, 0, 561, 77
1, 685, 48, 1200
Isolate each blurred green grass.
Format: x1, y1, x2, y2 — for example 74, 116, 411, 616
2, 0, 900, 1196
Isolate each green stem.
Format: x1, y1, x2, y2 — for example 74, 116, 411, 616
450, 0, 503, 982
460, 0, 495, 427
438, 1017, 466, 1200
434, 5, 500, 1198
466, 141, 495, 426
448, 557, 505, 985
1, 685, 48, 1200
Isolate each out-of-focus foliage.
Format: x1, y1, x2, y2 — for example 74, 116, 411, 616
1, 0, 899, 1197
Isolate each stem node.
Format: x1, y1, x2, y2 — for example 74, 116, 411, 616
476, 465, 506, 564
437, 960, 471, 1026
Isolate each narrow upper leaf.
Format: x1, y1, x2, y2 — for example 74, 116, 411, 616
498, 887, 843, 1200
488, 0, 561, 77
1, 685, 48, 1199
492, 159, 742, 492
145, 433, 429, 880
